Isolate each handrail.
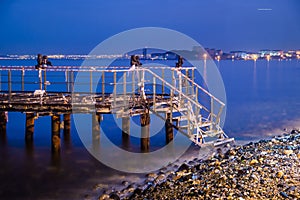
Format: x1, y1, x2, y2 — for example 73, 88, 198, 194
173, 68, 225, 106
142, 68, 203, 110
0, 66, 196, 72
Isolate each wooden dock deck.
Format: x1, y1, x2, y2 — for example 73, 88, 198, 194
0, 65, 233, 151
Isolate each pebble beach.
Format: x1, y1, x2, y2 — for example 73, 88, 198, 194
98, 129, 300, 200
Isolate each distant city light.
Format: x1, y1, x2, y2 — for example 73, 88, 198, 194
257, 8, 272, 11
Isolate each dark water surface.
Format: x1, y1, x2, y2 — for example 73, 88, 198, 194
0, 59, 300, 199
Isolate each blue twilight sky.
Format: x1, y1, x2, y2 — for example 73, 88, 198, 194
0, 0, 299, 54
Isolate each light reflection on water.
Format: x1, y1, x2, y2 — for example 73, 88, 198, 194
0, 59, 300, 199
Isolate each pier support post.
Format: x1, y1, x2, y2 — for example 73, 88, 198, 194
25, 113, 35, 142
92, 113, 100, 140
165, 112, 174, 144
0, 111, 7, 134
140, 109, 150, 152
51, 114, 61, 152
63, 114, 71, 147
63, 114, 71, 136
0, 112, 7, 145
122, 117, 130, 148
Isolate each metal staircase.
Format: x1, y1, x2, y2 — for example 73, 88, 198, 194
141, 67, 233, 146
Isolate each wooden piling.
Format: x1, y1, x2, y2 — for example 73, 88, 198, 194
140, 109, 150, 152
63, 114, 71, 136
92, 113, 100, 140
0, 112, 7, 145
122, 117, 130, 148
165, 112, 174, 144
51, 114, 61, 152
0, 111, 7, 134
63, 113, 71, 146
25, 113, 35, 141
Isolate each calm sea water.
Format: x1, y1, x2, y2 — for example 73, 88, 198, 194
0, 59, 299, 199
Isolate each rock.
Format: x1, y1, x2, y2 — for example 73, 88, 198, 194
146, 173, 157, 179
283, 149, 293, 155
177, 163, 190, 172
109, 192, 120, 200
98, 194, 110, 200
276, 171, 284, 178
121, 181, 129, 186
279, 191, 289, 198
249, 159, 259, 165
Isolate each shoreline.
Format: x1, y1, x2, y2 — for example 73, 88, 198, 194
95, 129, 300, 200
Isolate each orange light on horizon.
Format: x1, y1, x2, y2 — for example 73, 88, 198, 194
266, 55, 271, 61
253, 54, 258, 61
203, 53, 207, 60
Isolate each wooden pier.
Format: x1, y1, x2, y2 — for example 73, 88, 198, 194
0, 65, 233, 152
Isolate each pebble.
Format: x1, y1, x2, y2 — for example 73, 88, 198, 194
117, 130, 300, 200
283, 149, 293, 155
249, 159, 259, 165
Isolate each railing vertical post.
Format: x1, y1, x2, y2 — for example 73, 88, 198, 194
132, 70, 135, 104
43, 69, 47, 92
0, 70, 1, 91
102, 72, 105, 103
169, 88, 173, 122
178, 69, 182, 107
140, 69, 145, 100
210, 98, 214, 131
21, 68, 25, 92
90, 70, 93, 93
192, 68, 195, 82
8, 70, 11, 103
66, 69, 69, 93
71, 70, 74, 93
153, 77, 156, 111
161, 68, 165, 94
38, 69, 42, 90
123, 72, 126, 107
185, 69, 189, 95
113, 71, 117, 107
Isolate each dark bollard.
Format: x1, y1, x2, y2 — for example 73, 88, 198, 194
25, 113, 35, 141
165, 112, 174, 144
122, 117, 130, 148
140, 110, 150, 152
51, 114, 61, 152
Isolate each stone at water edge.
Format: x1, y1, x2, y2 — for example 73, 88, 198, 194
283, 150, 293, 155
249, 159, 259, 165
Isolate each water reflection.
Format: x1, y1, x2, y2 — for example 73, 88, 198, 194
253, 60, 257, 89
25, 139, 34, 158
0, 131, 6, 146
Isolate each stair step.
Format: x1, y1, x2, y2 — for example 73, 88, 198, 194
178, 121, 213, 129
